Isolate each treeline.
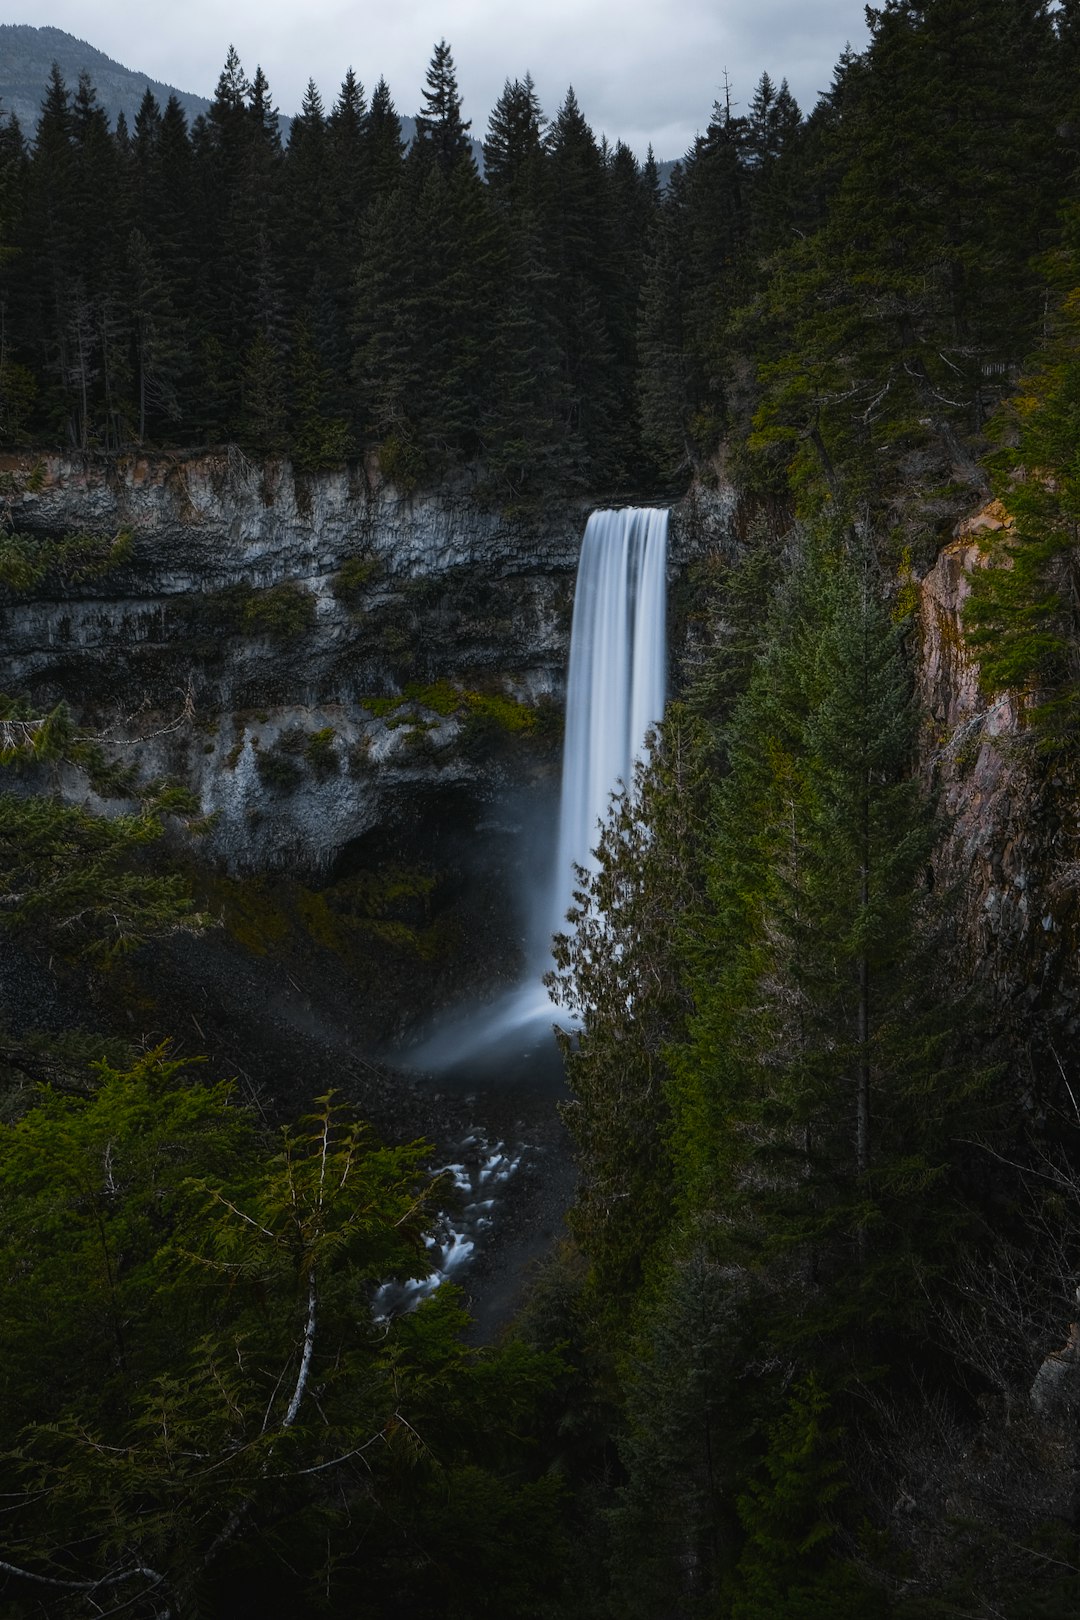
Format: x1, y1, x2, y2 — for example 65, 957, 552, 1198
0, 0, 1073, 510
0, 39, 666, 494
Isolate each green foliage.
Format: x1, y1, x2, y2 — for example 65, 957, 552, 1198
0, 1057, 570, 1617
240, 579, 317, 640
670, 538, 990, 1335
376, 432, 426, 493
553, 530, 1008, 1615
356, 680, 540, 740
0, 792, 204, 960
0, 526, 133, 591
460, 688, 537, 739
548, 706, 710, 1323
305, 724, 339, 774
964, 225, 1080, 741
1, 693, 208, 957
0, 693, 76, 763
0, 1047, 256, 1435
254, 741, 304, 789
251, 724, 341, 789
0, 10, 1069, 510
731, 1379, 885, 1620
332, 550, 383, 602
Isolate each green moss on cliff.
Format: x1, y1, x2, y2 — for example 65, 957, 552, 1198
0, 526, 133, 591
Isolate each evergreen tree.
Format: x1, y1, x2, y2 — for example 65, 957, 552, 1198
637, 163, 697, 478
545, 87, 623, 482
364, 75, 405, 200
480, 77, 564, 492
282, 77, 339, 378
126, 226, 185, 438
548, 708, 710, 1320
964, 205, 1080, 741
483, 74, 547, 209
480, 201, 566, 495
670, 540, 988, 1348
744, 0, 1060, 511
324, 66, 369, 339
16, 65, 78, 443
413, 40, 475, 176
730, 1378, 887, 1619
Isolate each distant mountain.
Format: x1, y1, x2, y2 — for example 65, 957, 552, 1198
0, 24, 216, 133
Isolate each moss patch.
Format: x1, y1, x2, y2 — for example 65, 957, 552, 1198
358, 680, 539, 737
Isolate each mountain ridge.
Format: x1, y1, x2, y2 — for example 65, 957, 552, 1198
0, 24, 215, 133
0, 23, 425, 157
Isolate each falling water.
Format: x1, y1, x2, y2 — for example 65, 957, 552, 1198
548, 506, 669, 945
408, 505, 669, 1069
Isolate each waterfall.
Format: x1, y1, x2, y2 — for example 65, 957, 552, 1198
548, 506, 669, 945
407, 505, 669, 1070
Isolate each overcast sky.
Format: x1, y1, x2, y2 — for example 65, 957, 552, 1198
26, 1, 870, 158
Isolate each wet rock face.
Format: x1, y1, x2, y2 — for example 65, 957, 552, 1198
0, 454, 600, 874
0, 454, 729, 877
917, 507, 1079, 1028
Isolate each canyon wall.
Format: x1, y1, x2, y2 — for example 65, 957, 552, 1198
0, 451, 728, 875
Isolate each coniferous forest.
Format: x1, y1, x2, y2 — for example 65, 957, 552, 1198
4, 3, 1080, 1616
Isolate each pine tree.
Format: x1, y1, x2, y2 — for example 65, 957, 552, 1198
744, 0, 1060, 511
283, 79, 335, 324
670, 540, 988, 1350
545, 88, 622, 482
480, 77, 565, 492
483, 74, 547, 210
324, 66, 369, 336
413, 40, 475, 176
364, 76, 405, 200
963, 204, 1080, 741
637, 163, 696, 478
548, 707, 710, 1320
730, 1378, 888, 1620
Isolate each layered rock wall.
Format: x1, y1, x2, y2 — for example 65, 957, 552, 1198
0, 453, 728, 875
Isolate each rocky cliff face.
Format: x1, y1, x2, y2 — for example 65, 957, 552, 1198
918, 500, 1079, 1035
0, 451, 727, 880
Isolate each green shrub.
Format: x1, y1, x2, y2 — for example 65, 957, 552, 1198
378, 434, 425, 493
241, 581, 317, 641
333, 554, 383, 601
305, 727, 339, 775
254, 749, 303, 791
0, 527, 133, 592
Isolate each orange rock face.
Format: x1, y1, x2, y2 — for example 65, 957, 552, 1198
917, 506, 1075, 1027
